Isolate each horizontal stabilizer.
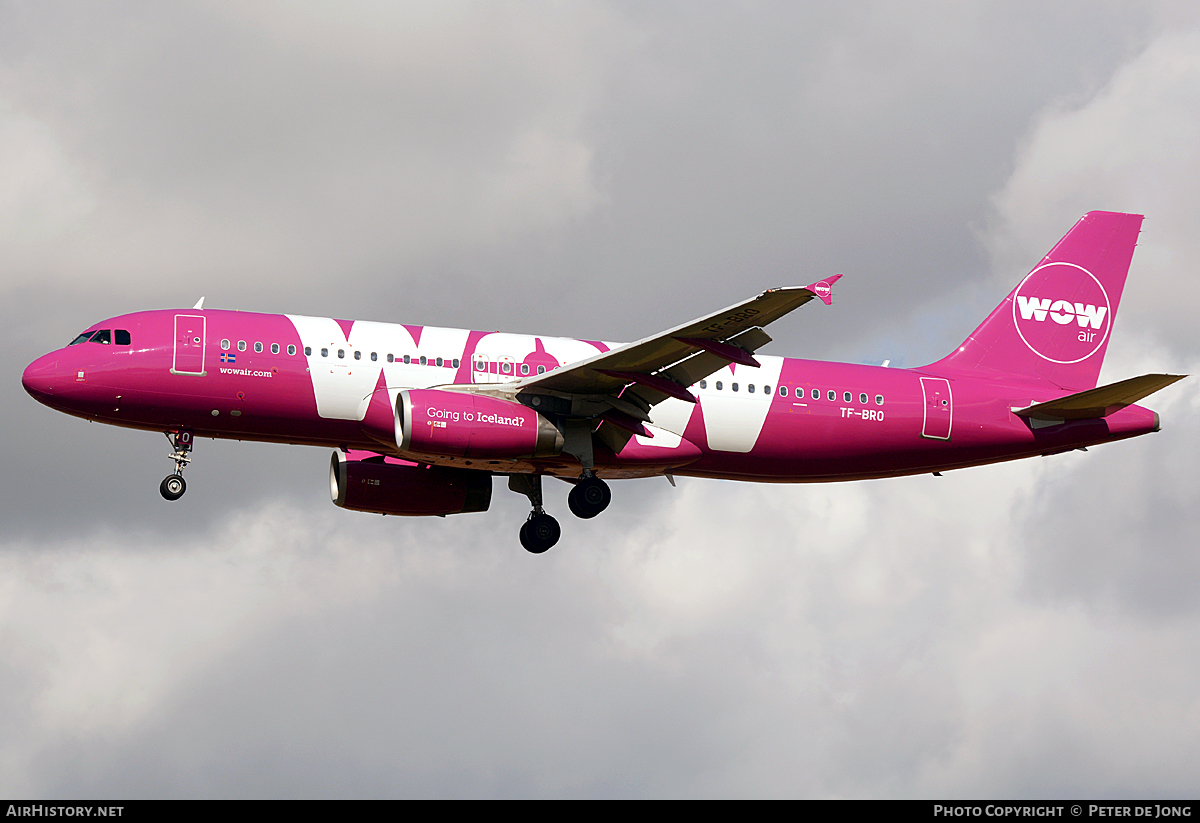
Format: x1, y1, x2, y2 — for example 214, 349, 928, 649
1013, 373, 1186, 421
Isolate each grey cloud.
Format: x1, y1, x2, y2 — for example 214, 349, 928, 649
986, 28, 1200, 359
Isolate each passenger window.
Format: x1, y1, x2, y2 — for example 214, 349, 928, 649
452, 359, 460, 368
747, 383, 754, 393
716, 381, 723, 390
387, 354, 394, 363
827, 390, 835, 401
403, 355, 411, 364
764, 385, 771, 394
812, 389, 819, 400
501, 362, 511, 374
304, 346, 312, 356
875, 395, 884, 405
338, 349, 345, 359
370, 352, 377, 362
779, 386, 787, 397
353, 351, 361, 360
254, 342, 263, 353
420, 356, 428, 366
271, 343, 280, 354
287, 345, 296, 355
321, 348, 328, 357
238, 341, 247, 352
436, 357, 444, 367
521, 363, 530, 375
860, 393, 867, 404
699, 379, 707, 389
221, 339, 230, 350
537, 365, 546, 374
844, 392, 851, 403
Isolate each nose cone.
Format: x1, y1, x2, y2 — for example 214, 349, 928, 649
22, 354, 59, 402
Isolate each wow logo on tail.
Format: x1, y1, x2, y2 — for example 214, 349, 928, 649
930, 211, 1140, 390
1012, 262, 1112, 364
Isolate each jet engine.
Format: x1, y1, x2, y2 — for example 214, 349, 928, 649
330, 450, 491, 516
396, 389, 563, 460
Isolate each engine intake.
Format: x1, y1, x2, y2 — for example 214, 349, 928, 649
330, 450, 491, 516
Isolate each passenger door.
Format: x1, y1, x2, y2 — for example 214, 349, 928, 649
920, 377, 952, 440
172, 315, 206, 376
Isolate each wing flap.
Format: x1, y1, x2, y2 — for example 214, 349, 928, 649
661, 327, 773, 388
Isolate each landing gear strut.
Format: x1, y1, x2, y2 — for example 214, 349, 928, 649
160, 430, 193, 501
509, 474, 560, 553
568, 473, 611, 519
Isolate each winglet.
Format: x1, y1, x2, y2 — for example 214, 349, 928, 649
804, 274, 842, 306
193, 296, 206, 310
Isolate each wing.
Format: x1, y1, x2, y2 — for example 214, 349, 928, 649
472, 277, 841, 456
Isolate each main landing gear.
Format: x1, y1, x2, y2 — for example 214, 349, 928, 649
509, 472, 612, 553
520, 512, 561, 555
160, 430, 193, 501
509, 474, 559, 553
568, 473, 611, 519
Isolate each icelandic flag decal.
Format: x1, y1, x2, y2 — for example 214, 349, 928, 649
220, 353, 236, 363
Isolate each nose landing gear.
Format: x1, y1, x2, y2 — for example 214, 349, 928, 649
160, 430, 193, 501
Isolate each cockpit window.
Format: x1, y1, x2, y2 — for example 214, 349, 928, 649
69, 329, 128, 346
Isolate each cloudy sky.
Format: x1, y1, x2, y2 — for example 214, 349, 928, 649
3, 1, 1199, 798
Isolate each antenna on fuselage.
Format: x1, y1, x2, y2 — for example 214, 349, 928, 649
193, 296, 205, 310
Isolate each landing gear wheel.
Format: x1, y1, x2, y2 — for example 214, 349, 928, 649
520, 512, 561, 554
160, 474, 186, 501
162, 431, 193, 500
568, 476, 611, 519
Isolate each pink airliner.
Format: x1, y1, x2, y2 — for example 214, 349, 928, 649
22, 211, 1184, 552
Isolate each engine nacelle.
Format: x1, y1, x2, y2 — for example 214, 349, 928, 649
330, 450, 491, 516
397, 389, 563, 460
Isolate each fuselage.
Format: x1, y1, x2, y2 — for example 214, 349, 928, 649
21, 307, 1160, 482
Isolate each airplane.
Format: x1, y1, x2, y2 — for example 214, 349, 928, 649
21, 211, 1185, 553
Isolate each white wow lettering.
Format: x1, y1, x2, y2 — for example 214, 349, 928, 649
1016, 296, 1108, 329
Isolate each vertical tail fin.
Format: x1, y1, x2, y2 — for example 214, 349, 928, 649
928, 211, 1143, 390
